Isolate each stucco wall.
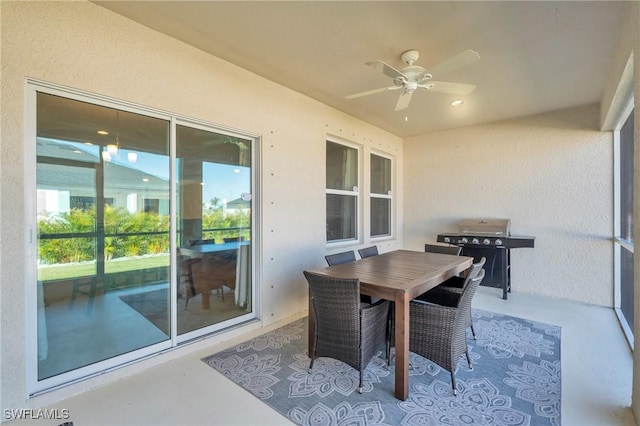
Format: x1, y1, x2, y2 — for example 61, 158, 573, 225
403, 104, 613, 306
0, 1, 403, 413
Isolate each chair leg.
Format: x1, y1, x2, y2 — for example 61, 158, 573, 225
469, 312, 476, 340
465, 348, 473, 370
308, 357, 315, 373
358, 370, 363, 394
451, 372, 458, 396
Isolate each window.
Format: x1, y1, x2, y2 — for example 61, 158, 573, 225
370, 153, 392, 237
144, 198, 159, 213
615, 107, 634, 344
326, 140, 359, 242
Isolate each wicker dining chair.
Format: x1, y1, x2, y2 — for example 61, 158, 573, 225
178, 251, 202, 309
358, 246, 379, 259
324, 250, 374, 304
424, 243, 462, 256
324, 250, 357, 266
303, 271, 389, 393
416, 257, 486, 339
409, 269, 486, 395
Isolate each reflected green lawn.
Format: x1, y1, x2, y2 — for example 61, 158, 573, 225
38, 254, 170, 281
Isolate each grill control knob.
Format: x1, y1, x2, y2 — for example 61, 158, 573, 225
443, 237, 450, 243
461, 238, 468, 244
495, 239, 503, 246
472, 238, 479, 244
483, 239, 491, 245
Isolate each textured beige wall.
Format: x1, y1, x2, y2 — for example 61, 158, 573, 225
0, 1, 402, 412
403, 104, 613, 306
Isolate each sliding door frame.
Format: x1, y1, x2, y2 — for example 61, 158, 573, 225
25, 79, 260, 396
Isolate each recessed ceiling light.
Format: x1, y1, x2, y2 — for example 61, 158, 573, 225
142, 178, 150, 182
450, 100, 464, 106
97, 130, 109, 135
84, 142, 94, 146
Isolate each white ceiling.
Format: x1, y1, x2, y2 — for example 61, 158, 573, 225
94, 1, 628, 138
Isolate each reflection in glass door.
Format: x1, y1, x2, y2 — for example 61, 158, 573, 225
176, 124, 253, 335
36, 93, 170, 381
31, 87, 257, 393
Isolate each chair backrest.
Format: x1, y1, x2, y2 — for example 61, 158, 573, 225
325, 250, 356, 266
224, 236, 243, 243
358, 246, 379, 259
456, 268, 485, 318
424, 243, 462, 256
464, 256, 486, 283
303, 271, 361, 365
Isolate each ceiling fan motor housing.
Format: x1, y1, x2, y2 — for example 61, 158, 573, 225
404, 81, 418, 94
401, 49, 420, 65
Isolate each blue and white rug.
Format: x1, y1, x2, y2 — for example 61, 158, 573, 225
202, 309, 561, 425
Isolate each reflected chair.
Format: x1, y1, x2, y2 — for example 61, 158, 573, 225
424, 243, 462, 256
358, 246, 379, 259
303, 271, 389, 393
416, 257, 486, 339
69, 275, 103, 313
408, 269, 486, 395
178, 250, 202, 310
223, 236, 244, 243
189, 239, 216, 246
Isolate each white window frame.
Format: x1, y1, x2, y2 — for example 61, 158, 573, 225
326, 137, 361, 245
369, 151, 394, 239
613, 97, 634, 349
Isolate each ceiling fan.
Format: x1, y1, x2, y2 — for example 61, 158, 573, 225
345, 49, 480, 111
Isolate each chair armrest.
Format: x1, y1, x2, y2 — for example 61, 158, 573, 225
410, 299, 457, 322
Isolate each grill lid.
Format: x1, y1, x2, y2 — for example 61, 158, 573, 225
458, 218, 511, 236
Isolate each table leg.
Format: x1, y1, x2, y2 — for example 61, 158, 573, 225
201, 291, 210, 309
394, 292, 409, 400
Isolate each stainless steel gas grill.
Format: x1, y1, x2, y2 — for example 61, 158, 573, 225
436, 218, 534, 299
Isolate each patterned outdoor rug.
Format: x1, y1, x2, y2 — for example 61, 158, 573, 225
202, 309, 561, 426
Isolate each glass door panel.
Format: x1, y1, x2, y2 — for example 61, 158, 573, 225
36, 93, 170, 380
176, 124, 252, 334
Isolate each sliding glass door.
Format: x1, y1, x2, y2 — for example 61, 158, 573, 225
30, 85, 257, 393
175, 123, 252, 336
35, 93, 171, 381
615, 107, 634, 344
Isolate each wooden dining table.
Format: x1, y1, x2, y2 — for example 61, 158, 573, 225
306, 249, 473, 400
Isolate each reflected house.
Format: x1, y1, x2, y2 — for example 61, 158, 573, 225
224, 197, 250, 215
36, 138, 169, 216
36, 138, 172, 304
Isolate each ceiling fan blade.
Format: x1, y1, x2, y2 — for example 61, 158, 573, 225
394, 91, 413, 111
345, 85, 402, 99
421, 81, 476, 95
424, 50, 480, 77
366, 60, 406, 80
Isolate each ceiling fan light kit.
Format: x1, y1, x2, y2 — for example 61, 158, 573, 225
346, 49, 480, 111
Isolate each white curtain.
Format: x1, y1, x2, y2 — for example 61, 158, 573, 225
37, 281, 48, 361
235, 244, 251, 309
